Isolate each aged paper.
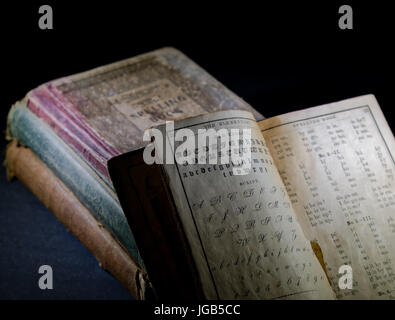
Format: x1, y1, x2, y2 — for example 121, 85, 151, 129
259, 95, 395, 299
157, 110, 334, 299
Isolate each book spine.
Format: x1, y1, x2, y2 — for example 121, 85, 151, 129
6, 101, 144, 268
28, 90, 111, 182
5, 141, 153, 299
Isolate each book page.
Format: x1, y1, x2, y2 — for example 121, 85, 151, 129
259, 95, 395, 299
155, 110, 334, 299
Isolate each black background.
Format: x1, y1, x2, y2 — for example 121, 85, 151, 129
0, 1, 394, 301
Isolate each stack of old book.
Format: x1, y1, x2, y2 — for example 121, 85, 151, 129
7, 46, 395, 300
5, 47, 262, 299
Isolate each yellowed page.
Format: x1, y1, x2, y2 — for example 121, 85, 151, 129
155, 110, 334, 299
259, 95, 395, 299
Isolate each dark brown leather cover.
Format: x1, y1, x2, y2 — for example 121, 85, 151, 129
108, 150, 205, 300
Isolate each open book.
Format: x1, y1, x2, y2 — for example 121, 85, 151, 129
109, 95, 395, 300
